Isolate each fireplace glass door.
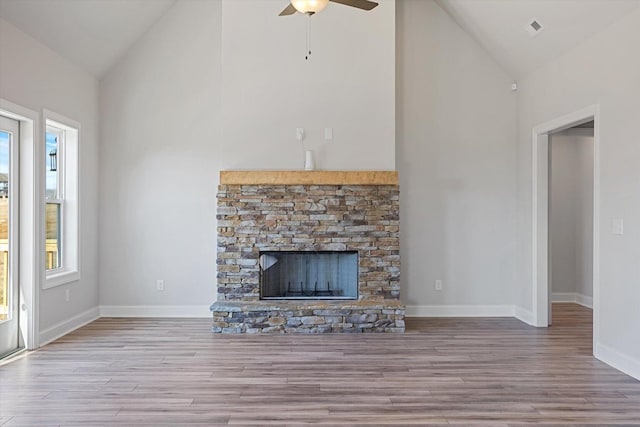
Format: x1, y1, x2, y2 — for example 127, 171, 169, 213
260, 251, 358, 300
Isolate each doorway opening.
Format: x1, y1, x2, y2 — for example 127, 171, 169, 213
531, 105, 600, 353
549, 123, 594, 325
0, 99, 40, 357
0, 115, 21, 359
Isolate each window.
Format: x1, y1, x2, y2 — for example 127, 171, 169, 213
45, 127, 61, 270
43, 111, 79, 288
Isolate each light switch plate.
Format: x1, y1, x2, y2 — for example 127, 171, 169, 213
324, 127, 333, 141
612, 218, 624, 235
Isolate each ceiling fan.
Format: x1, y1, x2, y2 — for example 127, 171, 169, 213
279, 0, 379, 16
280, 0, 379, 60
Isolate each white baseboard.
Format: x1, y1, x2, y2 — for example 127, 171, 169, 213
100, 305, 211, 318
595, 342, 640, 381
514, 305, 535, 326
39, 306, 100, 347
406, 305, 515, 318
575, 294, 593, 308
552, 292, 578, 303
552, 292, 593, 308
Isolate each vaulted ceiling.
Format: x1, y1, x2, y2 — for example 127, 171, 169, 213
436, 0, 640, 78
1, 0, 638, 79
0, 0, 175, 77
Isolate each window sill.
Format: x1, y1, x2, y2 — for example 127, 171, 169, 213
43, 270, 80, 289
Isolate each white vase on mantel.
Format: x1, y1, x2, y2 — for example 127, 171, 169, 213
304, 150, 315, 171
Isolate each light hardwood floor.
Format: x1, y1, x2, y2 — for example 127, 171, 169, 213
1, 303, 639, 426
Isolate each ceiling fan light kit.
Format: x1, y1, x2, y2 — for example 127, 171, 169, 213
279, 0, 379, 17
291, 0, 329, 15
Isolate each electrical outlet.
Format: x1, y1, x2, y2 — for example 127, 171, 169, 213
157, 280, 165, 291
435, 280, 443, 291
65, 289, 70, 302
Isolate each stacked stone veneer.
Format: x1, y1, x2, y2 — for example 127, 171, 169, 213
210, 182, 404, 333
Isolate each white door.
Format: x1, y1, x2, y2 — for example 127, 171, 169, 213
0, 115, 20, 358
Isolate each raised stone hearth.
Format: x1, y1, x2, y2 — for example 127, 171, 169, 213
212, 300, 405, 333
210, 171, 404, 333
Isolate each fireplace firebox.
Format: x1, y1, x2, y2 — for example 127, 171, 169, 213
260, 251, 358, 300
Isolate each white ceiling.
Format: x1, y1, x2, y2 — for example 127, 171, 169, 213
436, 0, 640, 78
1, 0, 639, 79
0, 0, 175, 78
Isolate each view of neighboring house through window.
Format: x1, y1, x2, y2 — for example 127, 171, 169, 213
0, 131, 9, 320
45, 128, 62, 270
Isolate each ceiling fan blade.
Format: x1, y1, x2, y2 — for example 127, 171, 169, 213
279, 3, 297, 16
329, 0, 379, 11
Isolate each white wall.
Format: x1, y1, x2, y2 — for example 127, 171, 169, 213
99, 0, 395, 313
0, 19, 100, 337
517, 8, 640, 378
99, 1, 222, 313
101, 0, 521, 317
220, 0, 395, 170
397, 0, 518, 314
550, 128, 593, 300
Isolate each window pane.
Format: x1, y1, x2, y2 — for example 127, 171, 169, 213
46, 203, 61, 270
45, 131, 58, 199
0, 131, 8, 320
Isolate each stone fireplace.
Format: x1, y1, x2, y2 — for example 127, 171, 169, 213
210, 171, 405, 333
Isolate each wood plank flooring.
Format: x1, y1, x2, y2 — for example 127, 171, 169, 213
1, 303, 639, 426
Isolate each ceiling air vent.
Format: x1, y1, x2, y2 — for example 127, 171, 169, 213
525, 19, 544, 37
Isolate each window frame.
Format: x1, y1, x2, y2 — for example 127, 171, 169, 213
43, 110, 79, 289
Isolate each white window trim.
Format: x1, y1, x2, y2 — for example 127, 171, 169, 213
43, 110, 80, 289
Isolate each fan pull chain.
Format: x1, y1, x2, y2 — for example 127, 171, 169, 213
305, 13, 311, 60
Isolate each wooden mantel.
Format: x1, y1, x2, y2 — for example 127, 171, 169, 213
220, 170, 398, 186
